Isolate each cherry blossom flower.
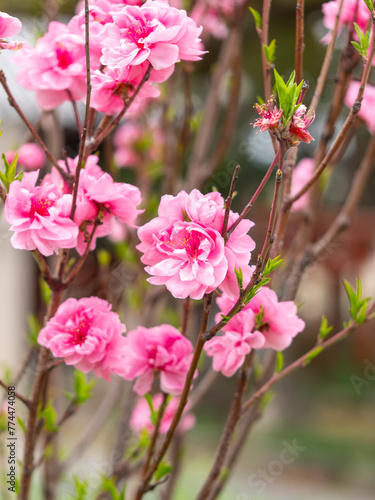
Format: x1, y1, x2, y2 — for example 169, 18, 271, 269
289, 105, 315, 144
5, 143, 46, 171
37, 297, 127, 380
345, 81, 375, 134
322, 0, 370, 44
248, 287, 305, 351
290, 158, 315, 211
253, 102, 283, 133
120, 324, 194, 395
0, 11, 23, 51
100, 0, 205, 72
130, 394, 195, 434
4, 170, 78, 256
137, 189, 255, 299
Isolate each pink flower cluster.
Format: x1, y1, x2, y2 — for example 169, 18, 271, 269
345, 81, 375, 134
0, 11, 23, 51
38, 297, 127, 381
130, 393, 195, 435
322, 0, 370, 44
4, 155, 142, 256
204, 288, 305, 377
120, 324, 194, 395
5, 143, 46, 171
13, 0, 205, 112
137, 189, 255, 299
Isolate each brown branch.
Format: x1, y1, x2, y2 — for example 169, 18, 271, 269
181, 297, 191, 338
295, 0, 305, 83
132, 293, 214, 499
195, 352, 254, 500
221, 164, 240, 242
242, 305, 375, 415
261, 0, 273, 101
0, 379, 31, 408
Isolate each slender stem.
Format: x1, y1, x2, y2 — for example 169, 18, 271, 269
70, 0, 92, 221
181, 297, 191, 338
0, 71, 68, 180
66, 89, 83, 135
288, 19, 375, 207
242, 305, 375, 415
140, 393, 169, 478
31, 251, 54, 289
262, 0, 273, 101
227, 150, 280, 237
195, 352, 254, 500
222, 164, 240, 242
0, 185, 6, 202
0, 379, 31, 408
133, 294, 214, 499
295, 0, 305, 84
310, 0, 344, 113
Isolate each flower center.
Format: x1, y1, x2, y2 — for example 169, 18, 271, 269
66, 315, 91, 346
123, 19, 155, 47
169, 229, 202, 259
29, 197, 55, 218
55, 42, 74, 69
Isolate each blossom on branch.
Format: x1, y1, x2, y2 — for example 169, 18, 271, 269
253, 101, 283, 133
5, 143, 46, 171
4, 170, 78, 256
289, 105, 315, 145
321, 0, 370, 44
137, 189, 255, 299
120, 324, 194, 395
37, 297, 127, 380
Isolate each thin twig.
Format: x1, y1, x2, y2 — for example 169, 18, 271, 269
0, 379, 31, 408
295, 0, 305, 83
221, 164, 240, 242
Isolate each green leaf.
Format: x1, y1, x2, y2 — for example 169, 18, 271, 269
318, 315, 333, 340
263, 255, 284, 277
343, 277, 371, 324
154, 461, 172, 482
144, 393, 158, 426
273, 69, 304, 125
249, 7, 262, 30
72, 477, 88, 500
101, 477, 123, 500
74, 371, 96, 404
39, 278, 51, 306
38, 400, 58, 433
362, 0, 374, 13
304, 346, 323, 365
351, 23, 371, 57
275, 351, 284, 373
263, 39, 276, 64
234, 267, 243, 290
27, 314, 40, 346
17, 417, 26, 434
259, 391, 275, 412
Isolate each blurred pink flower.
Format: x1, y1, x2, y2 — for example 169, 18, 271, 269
100, 0, 205, 71
38, 297, 127, 380
0, 11, 23, 51
248, 287, 305, 351
345, 80, 375, 134
120, 324, 194, 395
290, 158, 315, 211
12, 21, 87, 110
4, 170, 78, 256
130, 393, 195, 434
138, 189, 255, 299
322, 0, 370, 43
5, 143, 46, 171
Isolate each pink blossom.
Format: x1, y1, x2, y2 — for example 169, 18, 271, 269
37, 297, 127, 381
253, 102, 283, 133
5, 143, 46, 171
12, 21, 87, 110
51, 155, 143, 255
204, 292, 265, 377
130, 393, 195, 434
0, 11, 23, 51
290, 158, 315, 211
4, 170, 78, 256
120, 324, 194, 395
322, 0, 370, 43
191, 0, 246, 40
289, 105, 315, 144
137, 189, 255, 299
90, 63, 160, 116
248, 287, 305, 350
345, 80, 375, 134
100, 0, 205, 72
